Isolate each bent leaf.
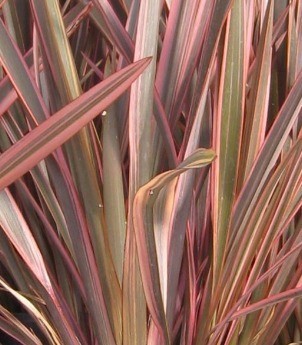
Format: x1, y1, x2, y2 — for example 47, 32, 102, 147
133, 148, 215, 343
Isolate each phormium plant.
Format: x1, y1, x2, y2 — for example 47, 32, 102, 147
0, 0, 301, 344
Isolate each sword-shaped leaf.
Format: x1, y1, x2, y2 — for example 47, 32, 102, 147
0, 57, 150, 190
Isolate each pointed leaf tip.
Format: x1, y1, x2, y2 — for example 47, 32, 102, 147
0, 57, 151, 190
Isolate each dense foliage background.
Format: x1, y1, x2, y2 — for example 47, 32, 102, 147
0, 0, 301, 344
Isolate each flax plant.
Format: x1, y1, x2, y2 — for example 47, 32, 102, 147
0, 0, 301, 344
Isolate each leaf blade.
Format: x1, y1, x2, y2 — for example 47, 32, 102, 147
0, 57, 151, 190
133, 149, 215, 343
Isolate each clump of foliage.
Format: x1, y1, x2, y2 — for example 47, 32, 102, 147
0, 0, 301, 344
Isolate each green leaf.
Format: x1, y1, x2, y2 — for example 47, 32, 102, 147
212, 0, 245, 286
102, 62, 126, 286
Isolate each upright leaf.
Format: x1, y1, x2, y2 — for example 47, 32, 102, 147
29, 3, 123, 339
238, 0, 274, 187
0, 19, 49, 124
212, 0, 245, 288
102, 62, 126, 286
123, 0, 161, 344
231, 67, 302, 241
